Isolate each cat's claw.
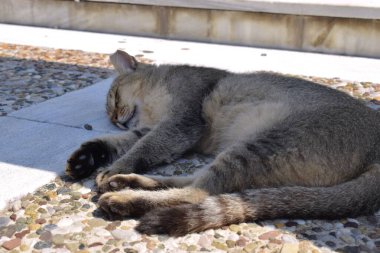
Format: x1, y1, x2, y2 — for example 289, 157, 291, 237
66, 141, 109, 179
96, 169, 114, 193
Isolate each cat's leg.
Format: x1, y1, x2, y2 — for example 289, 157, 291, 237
103, 168, 205, 191
96, 122, 345, 220
96, 115, 206, 192
97, 146, 258, 218
66, 127, 151, 179
98, 187, 207, 218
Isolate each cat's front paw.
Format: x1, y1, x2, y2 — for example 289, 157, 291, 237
66, 140, 110, 179
106, 174, 166, 191
98, 190, 154, 218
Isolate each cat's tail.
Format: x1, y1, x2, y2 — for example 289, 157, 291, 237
136, 164, 380, 236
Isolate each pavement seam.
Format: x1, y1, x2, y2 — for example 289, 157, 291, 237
5, 115, 112, 134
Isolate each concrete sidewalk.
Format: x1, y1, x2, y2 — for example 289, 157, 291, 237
0, 77, 120, 210
1, 24, 380, 210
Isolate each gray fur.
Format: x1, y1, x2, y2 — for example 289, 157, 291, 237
66, 50, 380, 236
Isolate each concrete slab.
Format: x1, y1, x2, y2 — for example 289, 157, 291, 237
0, 78, 121, 210
1, 24, 380, 83
10, 77, 120, 133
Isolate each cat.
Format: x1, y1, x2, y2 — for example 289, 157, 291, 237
66, 50, 380, 236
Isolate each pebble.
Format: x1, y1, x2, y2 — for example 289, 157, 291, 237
88, 218, 107, 228
229, 224, 241, 233
28, 224, 41, 231
19, 244, 29, 251
11, 201, 22, 212
198, 235, 212, 248
35, 218, 46, 224
259, 231, 281, 240
14, 229, 30, 239
244, 242, 258, 252
88, 242, 103, 248
34, 241, 52, 249
15, 223, 26, 232
43, 224, 58, 231
45, 183, 56, 190
282, 234, 298, 243
285, 221, 298, 227
52, 234, 65, 245
39, 231, 52, 241
339, 235, 356, 244
65, 242, 79, 252
57, 188, 70, 195
2, 238, 21, 250
325, 241, 336, 247
281, 243, 299, 253
111, 229, 130, 240
57, 217, 73, 227
9, 214, 17, 221
226, 240, 236, 248
0, 217, 11, 227
344, 221, 359, 228
236, 237, 248, 247
212, 241, 228, 251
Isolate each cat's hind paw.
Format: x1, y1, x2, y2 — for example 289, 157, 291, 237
97, 191, 154, 218
66, 141, 109, 179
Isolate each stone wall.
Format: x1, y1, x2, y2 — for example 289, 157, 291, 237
1, 0, 379, 58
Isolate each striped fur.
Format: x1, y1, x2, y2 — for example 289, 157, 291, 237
66, 50, 380, 236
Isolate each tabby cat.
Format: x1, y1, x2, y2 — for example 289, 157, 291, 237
66, 50, 380, 236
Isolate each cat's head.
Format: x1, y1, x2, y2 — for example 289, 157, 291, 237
106, 50, 146, 130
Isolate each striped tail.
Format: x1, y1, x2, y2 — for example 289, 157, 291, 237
136, 165, 380, 236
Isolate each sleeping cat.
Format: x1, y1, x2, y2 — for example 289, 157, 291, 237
66, 50, 380, 236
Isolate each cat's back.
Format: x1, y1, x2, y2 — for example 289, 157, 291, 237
213, 72, 364, 109
198, 71, 380, 154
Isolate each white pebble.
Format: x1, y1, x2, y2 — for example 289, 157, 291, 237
111, 229, 140, 241
46, 206, 56, 215
227, 233, 239, 241
11, 200, 22, 212
366, 240, 376, 249
347, 218, 359, 223
198, 234, 212, 248
56, 217, 73, 227
294, 219, 306, 225
94, 228, 111, 237
263, 224, 276, 230
281, 234, 298, 243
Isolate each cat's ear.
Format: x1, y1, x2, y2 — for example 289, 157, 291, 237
110, 50, 138, 74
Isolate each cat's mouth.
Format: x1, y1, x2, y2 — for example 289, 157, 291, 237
116, 105, 138, 130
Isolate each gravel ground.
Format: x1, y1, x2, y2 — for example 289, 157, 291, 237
0, 43, 380, 253
0, 43, 152, 116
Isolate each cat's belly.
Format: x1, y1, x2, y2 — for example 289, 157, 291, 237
197, 100, 291, 154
